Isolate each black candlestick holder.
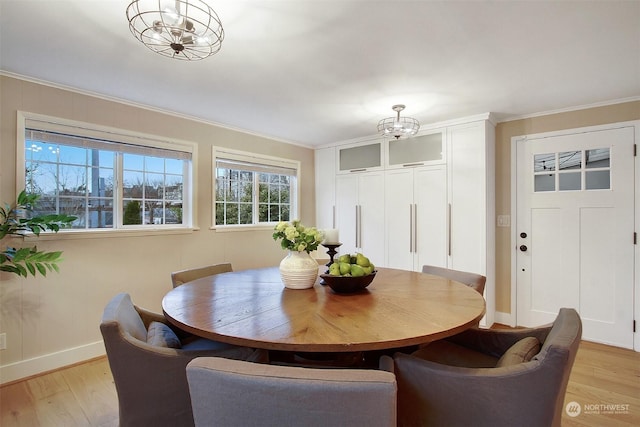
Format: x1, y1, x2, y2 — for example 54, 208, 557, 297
319, 243, 342, 285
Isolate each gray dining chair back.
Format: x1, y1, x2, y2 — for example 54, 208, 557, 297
100, 293, 266, 427
422, 264, 486, 295
187, 356, 398, 427
171, 263, 233, 288
383, 307, 582, 427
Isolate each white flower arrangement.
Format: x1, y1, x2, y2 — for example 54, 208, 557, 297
272, 220, 323, 253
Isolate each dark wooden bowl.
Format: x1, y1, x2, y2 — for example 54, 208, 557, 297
319, 271, 376, 294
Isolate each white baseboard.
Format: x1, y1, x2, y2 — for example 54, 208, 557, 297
0, 340, 105, 385
494, 311, 514, 327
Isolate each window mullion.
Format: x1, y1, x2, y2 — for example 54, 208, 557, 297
252, 172, 259, 224
115, 152, 123, 228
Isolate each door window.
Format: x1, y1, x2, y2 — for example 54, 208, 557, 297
533, 148, 610, 192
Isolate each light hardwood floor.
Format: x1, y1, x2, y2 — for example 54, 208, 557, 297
1, 341, 638, 426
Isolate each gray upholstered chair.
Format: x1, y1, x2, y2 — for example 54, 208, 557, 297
421, 264, 486, 295
100, 293, 267, 427
186, 356, 398, 427
171, 262, 233, 288
381, 308, 581, 427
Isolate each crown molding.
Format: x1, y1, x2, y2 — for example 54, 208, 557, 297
0, 71, 314, 150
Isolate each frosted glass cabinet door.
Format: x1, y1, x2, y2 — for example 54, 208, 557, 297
338, 142, 383, 173
387, 130, 445, 168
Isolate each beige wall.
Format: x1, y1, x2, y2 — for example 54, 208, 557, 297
0, 75, 315, 380
494, 100, 640, 314
1, 73, 638, 379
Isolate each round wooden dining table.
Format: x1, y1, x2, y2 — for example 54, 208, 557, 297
162, 266, 486, 353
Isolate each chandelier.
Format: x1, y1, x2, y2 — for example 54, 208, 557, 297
377, 104, 420, 139
126, 0, 224, 61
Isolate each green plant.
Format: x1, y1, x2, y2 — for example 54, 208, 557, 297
0, 190, 76, 277
272, 220, 323, 253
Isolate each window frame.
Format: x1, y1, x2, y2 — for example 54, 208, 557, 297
212, 146, 300, 231
16, 111, 198, 238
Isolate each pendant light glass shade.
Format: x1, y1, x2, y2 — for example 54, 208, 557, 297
127, 0, 224, 61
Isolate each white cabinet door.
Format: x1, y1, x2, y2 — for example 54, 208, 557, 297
448, 122, 487, 274
448, 119, 495, 327
357, 172, 385, 266
336, 172, 385, 264
385, 169, 414, 271
314, 147, 336, 230
385, 166, 447, 271
414, 166, 448, 270
336, 174, 358, 255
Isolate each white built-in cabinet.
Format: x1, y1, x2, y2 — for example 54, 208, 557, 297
447, 121, 495, 283
335, 172, 386, 266
314, 146, 336, 231
385, 165, 447, 271
314, 114, 495, 325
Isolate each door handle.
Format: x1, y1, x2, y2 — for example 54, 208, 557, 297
520, 245, 528, 252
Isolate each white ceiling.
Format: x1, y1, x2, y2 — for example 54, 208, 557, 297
1, 0, 639, 147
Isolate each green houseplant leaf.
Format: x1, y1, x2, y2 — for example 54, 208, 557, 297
0, 190, 76, 278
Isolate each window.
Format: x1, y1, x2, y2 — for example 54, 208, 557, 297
214, 148, 299, 227
533, 148, 611, 192
19, 112, 194, 231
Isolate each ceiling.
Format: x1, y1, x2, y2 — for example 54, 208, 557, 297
1, 0, 639, 147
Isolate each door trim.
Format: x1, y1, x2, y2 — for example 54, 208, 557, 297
509, 120, 639, 351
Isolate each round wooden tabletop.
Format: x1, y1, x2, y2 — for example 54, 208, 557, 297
162, 266, 486, 352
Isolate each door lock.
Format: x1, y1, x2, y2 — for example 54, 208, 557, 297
520, 245, 528, 252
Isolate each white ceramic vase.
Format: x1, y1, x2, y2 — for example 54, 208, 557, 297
279, 250, 319, 289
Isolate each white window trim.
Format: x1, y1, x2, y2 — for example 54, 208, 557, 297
212, 146, 300, 230
16, 111, 199, 237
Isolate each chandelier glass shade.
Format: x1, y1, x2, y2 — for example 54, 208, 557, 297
126, 0, 224, 61
377, 104, 420, 139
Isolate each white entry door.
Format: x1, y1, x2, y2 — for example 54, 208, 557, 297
516, 125, 635, 348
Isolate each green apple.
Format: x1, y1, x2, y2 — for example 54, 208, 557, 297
362, 266, 373, 275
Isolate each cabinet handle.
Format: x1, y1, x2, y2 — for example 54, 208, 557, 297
357, 205, 362, 248
409, 204, 413, 253
413, 203, 418, 253
403, 162, 424, 168
355, 206, 359, 248
350, 168, 367, 173
447, 203, 452, 256
332, 205, 336, 229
